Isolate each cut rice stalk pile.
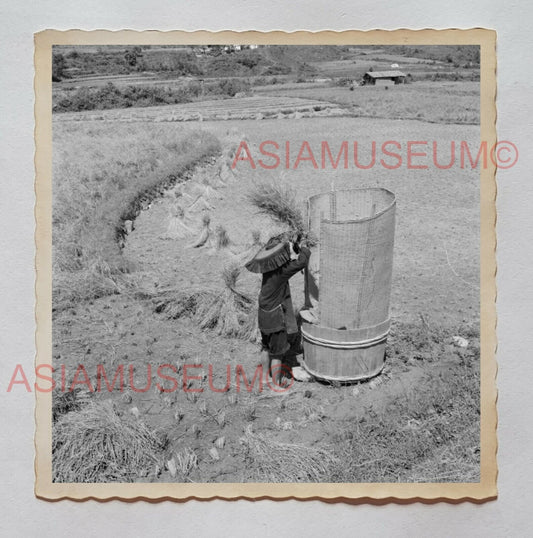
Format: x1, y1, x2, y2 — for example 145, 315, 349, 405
247, 181, 317, 245
53, 262, 125, 312
53, 400, 167, 483
239, 425, 337, 482
187, 213, 212, 248
215, 225, 231, 249
150, 264, 259, 342
248, 181, 305, 233
240, 296, 261, 344
52, 387, 93, 422
195, 262, 256, 340
153, 288, 216, 320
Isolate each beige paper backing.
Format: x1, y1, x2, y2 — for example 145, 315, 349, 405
35, 29, 497, 502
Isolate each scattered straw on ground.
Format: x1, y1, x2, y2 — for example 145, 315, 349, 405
53, 400, 166, 483
239, 425, 337, 482
152, 288, 216, 320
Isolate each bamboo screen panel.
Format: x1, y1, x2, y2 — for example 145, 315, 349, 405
307, 189, 395, 329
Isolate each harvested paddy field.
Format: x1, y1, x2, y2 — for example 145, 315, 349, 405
52, 108, 481, 483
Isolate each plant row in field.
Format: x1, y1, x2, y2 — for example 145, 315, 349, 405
54, 96, 340, 123
53, 79, 255, 113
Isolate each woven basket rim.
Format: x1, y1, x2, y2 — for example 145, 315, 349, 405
308, 187, 396, 224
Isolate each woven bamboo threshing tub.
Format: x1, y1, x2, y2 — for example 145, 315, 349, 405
302, 188, 396, 382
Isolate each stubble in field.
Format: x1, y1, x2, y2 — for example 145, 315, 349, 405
51, 109, 481, 483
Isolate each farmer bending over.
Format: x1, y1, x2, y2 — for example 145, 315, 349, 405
245, 233, 311, 387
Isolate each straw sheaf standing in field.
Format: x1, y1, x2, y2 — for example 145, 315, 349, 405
160, 203, 195, 240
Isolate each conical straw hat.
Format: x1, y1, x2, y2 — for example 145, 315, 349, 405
245, 241, 291, 274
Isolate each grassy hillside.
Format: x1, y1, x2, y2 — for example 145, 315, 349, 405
52, 45, 480, 114
53, 79, 252, 112
52, 122, 220, 310
387, 45, 480, 65
53, 44, 479, 82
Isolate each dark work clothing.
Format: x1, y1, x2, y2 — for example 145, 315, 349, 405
258, 247, 311, 311
258, 246, 310, 357
261, 330, 290, 357
258, 303, 286, 334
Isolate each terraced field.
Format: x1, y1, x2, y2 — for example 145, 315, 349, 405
54, 95, 345, 123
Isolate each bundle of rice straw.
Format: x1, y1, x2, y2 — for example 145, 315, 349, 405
153, 288, 216, 319
52, 387, 92, 422
194, 261, 254, 339
211, 225, 240, 256
149, 258, 258, 341
215, 225, 231, 249
188, 194, 214, 213
247, 181, 305, 235
239, 425, 337, 482
240, 296, 261, 343
218, 162, 236, 184
202, 185, 223, 201
187, 181, 221, 201
205, 168, 226, 188
53, 265, 123, 312
184, 181, 206, 197
173, 186, 195, 204
187, 213, 213, 248
53, 400, 166, 483
161, 204, 195, 240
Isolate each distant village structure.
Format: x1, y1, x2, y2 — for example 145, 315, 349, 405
363, 70, 407, 86
195, 44, 259, 56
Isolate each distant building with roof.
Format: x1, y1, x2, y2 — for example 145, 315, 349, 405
363, 70, 407, 85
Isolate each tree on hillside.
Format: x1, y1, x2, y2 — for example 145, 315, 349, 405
296, 61, 317, 81
206, 45, 224, 57
52, 53, 67, 82
124, 47, 143, 67
169, 52, 203, 76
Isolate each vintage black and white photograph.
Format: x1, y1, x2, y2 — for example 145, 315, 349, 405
36, 31, 496, 498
